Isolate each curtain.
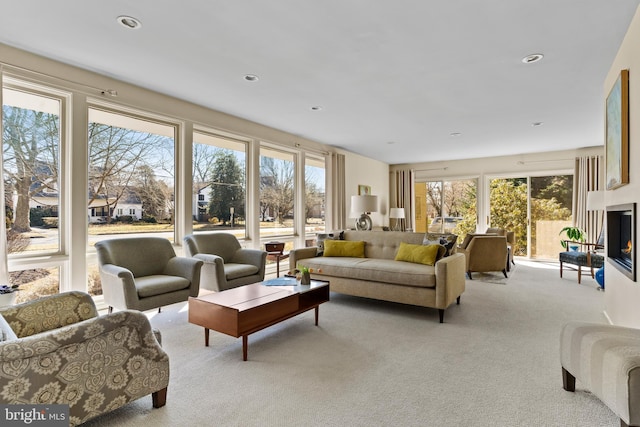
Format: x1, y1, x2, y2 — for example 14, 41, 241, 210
328, 153, 346, 231
574, 155, 604, 243
390, 169, 415, 231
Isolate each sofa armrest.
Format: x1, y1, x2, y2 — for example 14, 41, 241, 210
434, 253, 466, 309
0, 291, 98, 338
289, 247, 319, 271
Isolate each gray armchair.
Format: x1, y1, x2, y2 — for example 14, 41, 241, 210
0, 291, 169, 426
184, 233, 267, 291
95, 237, 203, 313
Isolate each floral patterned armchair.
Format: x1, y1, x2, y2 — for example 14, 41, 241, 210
0, 291, 169, 426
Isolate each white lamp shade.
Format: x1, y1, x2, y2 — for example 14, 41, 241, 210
351, 195, 378, 213
389, 208, 405, 219
586, 191, 604, 211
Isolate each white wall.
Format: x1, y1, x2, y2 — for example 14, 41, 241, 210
343, 150, 390, 229
603, 5, 640, 328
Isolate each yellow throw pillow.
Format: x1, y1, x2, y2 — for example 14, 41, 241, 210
323, 240, 365, 257
394, 242, 440, 266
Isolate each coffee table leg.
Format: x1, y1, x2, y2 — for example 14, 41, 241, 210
242, 335, 248, 361
315, 306, 319, 326
204, 328, 210, 347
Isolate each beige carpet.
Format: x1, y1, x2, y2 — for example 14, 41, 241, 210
85, 260, 617, 427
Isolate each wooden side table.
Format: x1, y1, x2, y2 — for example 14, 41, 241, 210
265, 242, 289, 277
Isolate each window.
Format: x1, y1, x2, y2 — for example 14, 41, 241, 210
305, 155, 325, 237
260, 147, 295, 238
419, 179, 477, 241
192, 131, 247, 237
3, 82, 65, 301
87, 107, 176, 296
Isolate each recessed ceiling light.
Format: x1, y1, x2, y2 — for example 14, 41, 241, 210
244, 74, 259, 82
450, 132, 462, 137
117, 15, 142, 30
311, 106, 323, 111
532, 121, 544, 127
522, 53, 544, 64
387, 141, 396, 145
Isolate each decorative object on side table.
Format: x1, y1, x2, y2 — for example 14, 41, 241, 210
390, 207, 406, 231
351, 194, 378, 231
0, 284, 20, 307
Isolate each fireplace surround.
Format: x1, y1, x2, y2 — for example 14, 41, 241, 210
606, 203, 636, 281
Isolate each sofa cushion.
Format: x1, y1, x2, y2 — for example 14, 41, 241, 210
225, 263, 260, 280
395, 242, 440, 266
301, 257, 436, 288
324, 240, 365, 257
316, 231, 344, 256
136, 275, 191, 298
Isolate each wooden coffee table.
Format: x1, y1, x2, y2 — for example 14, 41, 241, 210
188, 278, 329, 361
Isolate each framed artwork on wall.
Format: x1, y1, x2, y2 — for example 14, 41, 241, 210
606, 69, 630, 190
358, 185, 371, 195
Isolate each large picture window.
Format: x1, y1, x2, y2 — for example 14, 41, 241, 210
260, 147, 295, 238
86, 107, 176, 296
3, 83, 64, 301
192, 131, 247, 238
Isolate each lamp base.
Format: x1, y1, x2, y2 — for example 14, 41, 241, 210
355, 214, 372, 231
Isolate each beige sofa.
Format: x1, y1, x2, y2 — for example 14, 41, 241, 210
289, 231, 466, 323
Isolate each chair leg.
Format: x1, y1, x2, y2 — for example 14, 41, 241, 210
560, 261, 563, 278
502, 269, 508, 278
467, 271, 472, 280
158, 307, 162, 313
152, 387, 167, 408
578, 267, 582, 284
562, 367, 575, 392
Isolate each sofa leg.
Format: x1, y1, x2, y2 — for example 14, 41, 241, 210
466, 271, 472, 280
456, 296, 460, 305
560, 261, 563, 278
158, 307, 162, 313
562, 367, 575, 392
152, 387, 167, 408
108, 306, 113, 314
438, 309, 444, 323
502, 269, 508, 278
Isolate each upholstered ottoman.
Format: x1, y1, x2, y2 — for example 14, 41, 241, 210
560, 321, 640, 427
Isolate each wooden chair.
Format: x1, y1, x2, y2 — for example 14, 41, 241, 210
559, 230, 605, 284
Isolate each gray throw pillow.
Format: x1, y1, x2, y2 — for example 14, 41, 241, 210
423, 233, 458, 256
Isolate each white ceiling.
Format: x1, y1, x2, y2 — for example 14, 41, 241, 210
0, 0, 638, 165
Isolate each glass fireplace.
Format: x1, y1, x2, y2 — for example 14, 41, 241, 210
606, 203, 636, 281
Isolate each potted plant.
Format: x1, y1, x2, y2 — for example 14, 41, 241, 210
559, 226, 586, 250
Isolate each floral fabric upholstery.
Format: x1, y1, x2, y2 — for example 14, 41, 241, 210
0, 291, 169, 426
